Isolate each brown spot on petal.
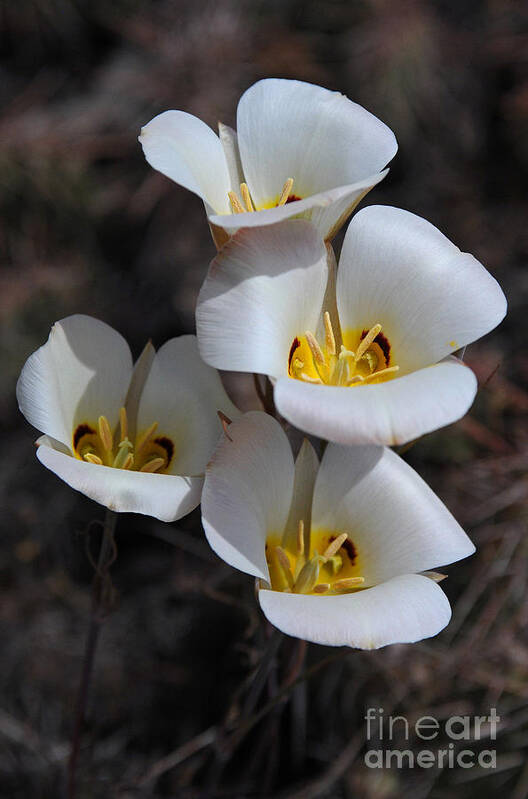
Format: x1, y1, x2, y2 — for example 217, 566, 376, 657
329, 534, 357, 566
288, 337, 300, 370
73, 423, 96, 451
284, 194, 302, 204
154, 436, 174, 466
360, 328, 391, 366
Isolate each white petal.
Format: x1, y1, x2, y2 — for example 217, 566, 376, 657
311, 444, 475, 584
136, 336, 239, 476
282, 438, 319, 552
337, 206, 507, 372
236, 78, 397, 211
196, 220, 328, 378
207, 175, 387, 240
218, 122, 244, 191
274, 358, 478, 447
139, 110, 231, 214
258, 574, 451, 649
37, 441, 202, 522
17, 315, 133, 449
201, 412, 294, 581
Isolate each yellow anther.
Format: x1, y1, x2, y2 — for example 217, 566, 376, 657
333, 576, 365, 591
240, 182, 254, 212
277, 177, 294, 206
357, 366, 400, 385
112, 437, 134, 469
355, 324, 382, 362
119, 406, 128, 442
228, 191, 245, 214
140, 457, 165, 473
135, 421, 158, 455
84, 453, 103, 465
305, 331, 325, 365
274, 546, 294, 590
301, 373, 323, 384
122, 453, 134, 470
297, 520, 305, 556
98, 415, 113, 452
324, 312, 336, 356
294, 557, 321, 594
323, 533, 348, 559
313, 583, 330, 594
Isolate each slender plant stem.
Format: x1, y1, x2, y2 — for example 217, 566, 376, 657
66, 508, 117, 799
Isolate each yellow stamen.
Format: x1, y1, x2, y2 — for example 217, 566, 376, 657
228, 191, 245, 214
324, 311, 336, 356
277, 177, 294, 206
122, 453, 134, 470
140, 457, 165, 473
135, 421, 158, 455
294, 557, 321, 594
119, 406, 128, 442
333, 576, 365, 591
98, 415, 113, 452
305, 331, 325, 365
301, 373, 323, 384
274, 546, 295, 590
355, 324, 382, 362
84, 453, 103, 465
352, 366, 400, 385
313, 583, 330, 594
297, 520, 305, 556
240, 182, 254, 212
323, 533, 348, 559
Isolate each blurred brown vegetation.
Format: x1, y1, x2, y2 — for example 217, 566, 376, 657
1, 0, 527, 797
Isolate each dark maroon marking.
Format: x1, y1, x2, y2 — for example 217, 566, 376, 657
284, 194, 302, 204
73, 423, 95, 450
154, 436, 174, 464
288, 337, 301, 370
329, 535, 357, 565
360, 329, 391, 366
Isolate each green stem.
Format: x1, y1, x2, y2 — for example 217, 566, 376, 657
66, 508, 117, 799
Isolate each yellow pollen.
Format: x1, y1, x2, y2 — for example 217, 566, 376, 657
324, 312, 336, 356
227, 177, 297, 214
266, 529, 363, 596
288, 319, 398, 389
228, 191, 245, 214
277, 177, 294, 206
240, 182, 254, 212
98, 415, 113, 452
119, 406, 128, 442
73, 413, 173, 475
297, 520, 305, 556
323, 532, 348, 559
355, 324, 382, 361
333, 576, 365, 591
305, 331, 325, 365
84, 453, 103, 465
139, 457, 165, 473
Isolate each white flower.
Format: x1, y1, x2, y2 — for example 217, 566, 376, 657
139, 78, 397, 244
202, 412, 475, 649
196, 207, 507, 446
17, 315, 238, 521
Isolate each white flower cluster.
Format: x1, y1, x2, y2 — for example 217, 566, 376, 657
18, 79, 506, 650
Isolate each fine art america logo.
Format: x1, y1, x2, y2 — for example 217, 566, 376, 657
364, 707, 499, 769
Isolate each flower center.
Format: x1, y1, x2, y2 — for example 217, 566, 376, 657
72, 407, 174, 474
288, 313, 399, 387
228, 178, 300, 214
265, 522, 364, 595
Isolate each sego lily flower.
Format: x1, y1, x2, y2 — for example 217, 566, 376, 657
16, 315, 238, 521
196, 207, 507, 446
202, 412, 475, 649
139, 78, 397, 245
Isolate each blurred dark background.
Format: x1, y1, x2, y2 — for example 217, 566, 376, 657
1, 0, 527, 797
